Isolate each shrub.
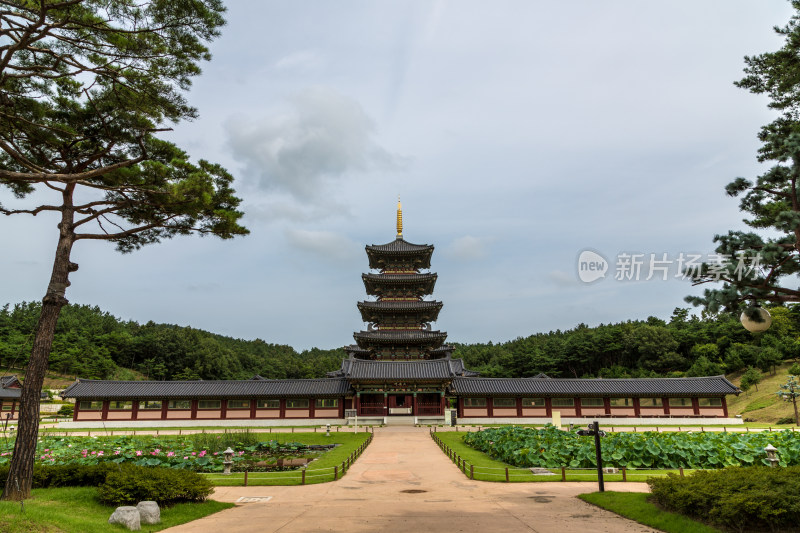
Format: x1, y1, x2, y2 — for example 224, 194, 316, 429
777, 416, 796, 425
98, 464, 212, 506
0, 463, 115, 489
789, 362, 800, 376
57, 404, 74, 418
648, 466, 800, 532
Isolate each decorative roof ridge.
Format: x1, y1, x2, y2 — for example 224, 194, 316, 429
72, 377, 348, 384
453, 375, 735, 382
366, 237, 433, 249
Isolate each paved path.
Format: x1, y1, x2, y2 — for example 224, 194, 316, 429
165, 427, 656, 533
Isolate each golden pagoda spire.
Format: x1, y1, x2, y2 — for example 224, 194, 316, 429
396, 196, 403, 238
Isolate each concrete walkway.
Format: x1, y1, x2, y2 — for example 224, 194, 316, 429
165, 427, 656, 533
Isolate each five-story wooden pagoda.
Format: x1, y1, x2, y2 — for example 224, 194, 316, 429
347, 199, 452, 360
331, 200, 470, 420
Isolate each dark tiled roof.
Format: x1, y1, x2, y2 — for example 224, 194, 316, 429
0, 376, 21, 399
366, 239, 434, 270
61, 378, 352, 400
366, 239, 433, 254
362, 273, 437, 297
357, 300, 442, 312
0, 388, 20, 400
451, 376, 740, 396
1, 376, 20, 388
358, 300, 442, 322
354, 330, 447, 349
330, 358, 476, 380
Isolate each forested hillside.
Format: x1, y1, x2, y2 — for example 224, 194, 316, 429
0, 302, 345, 381
453, 307, 800, 378
1, 302, 799, 381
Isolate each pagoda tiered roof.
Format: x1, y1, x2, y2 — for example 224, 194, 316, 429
357, 300, 443, 322
366, 238, 434, 270
353, 329, 447, 349
362, 273, 437, 296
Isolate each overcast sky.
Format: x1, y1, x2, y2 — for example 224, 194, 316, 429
1, 1, 796, 350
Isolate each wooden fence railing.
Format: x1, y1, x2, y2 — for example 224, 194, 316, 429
200, 430, 374, 486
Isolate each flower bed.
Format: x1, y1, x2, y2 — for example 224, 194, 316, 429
0, 435, 324, 472
462, 426, 800, 469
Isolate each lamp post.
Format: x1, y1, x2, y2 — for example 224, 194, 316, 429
577, 421, 607, 492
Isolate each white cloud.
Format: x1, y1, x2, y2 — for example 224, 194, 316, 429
285, 228, 360, 261
274, 50, 321, 70
225, 87, 404, 203
445, 235, 487, 260
548, 270, 580, 287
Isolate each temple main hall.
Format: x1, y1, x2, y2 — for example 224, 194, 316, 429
59, 202, 740, 426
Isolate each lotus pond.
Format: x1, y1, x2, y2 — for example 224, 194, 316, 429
463, 426, 800, 469
0, 433, 332, 472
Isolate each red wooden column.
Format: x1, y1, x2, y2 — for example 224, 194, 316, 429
662, 397, 670, 416
603, 398, 611, 416
545, 397, 552, 417
161, 399, 168, 420
412, 392, 418, 415
692, 398, 700, 416
190, 400, 198, 420
279, 399, 286, 419
309, 398, 316, 418
487, 397, 493, 417
383, 393, 388, 416
633, 398, 641, 417
73, 401, 80, 421
574, 397, 582, 418
339, 397, 345, 418
516, 397, 523, 418
101, 400, 109, 421
457, 396, 464, 417
250, 401, 256, 419
439, 392, 445, 415
721, 397, 729, 417
131, 400, 139, 421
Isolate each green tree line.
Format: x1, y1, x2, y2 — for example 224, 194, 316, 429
0, 302, 344, 381
3, 302, 800, 382
452, 307, 800, 379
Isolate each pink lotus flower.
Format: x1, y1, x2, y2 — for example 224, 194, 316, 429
135, 451, 142, 456
167, 452, 174, 457
184, 456, 189, 460
191, 452, 196, 456
114, 451, 121, 455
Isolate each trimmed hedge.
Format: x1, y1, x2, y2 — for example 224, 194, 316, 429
648, 466, 800, 532
0, 463, 212, 506
0, 463, 115, 489
98, 464, 212, 506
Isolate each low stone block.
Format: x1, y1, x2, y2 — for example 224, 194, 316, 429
137, 501, 161, 525
108, 506, 140, 531
277, 458, 309, 467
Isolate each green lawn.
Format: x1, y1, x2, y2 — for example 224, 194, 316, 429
202, 431, 372, 486
579, 491, 723, 533
0, 486, 233, 533
434, 431, 688, 482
